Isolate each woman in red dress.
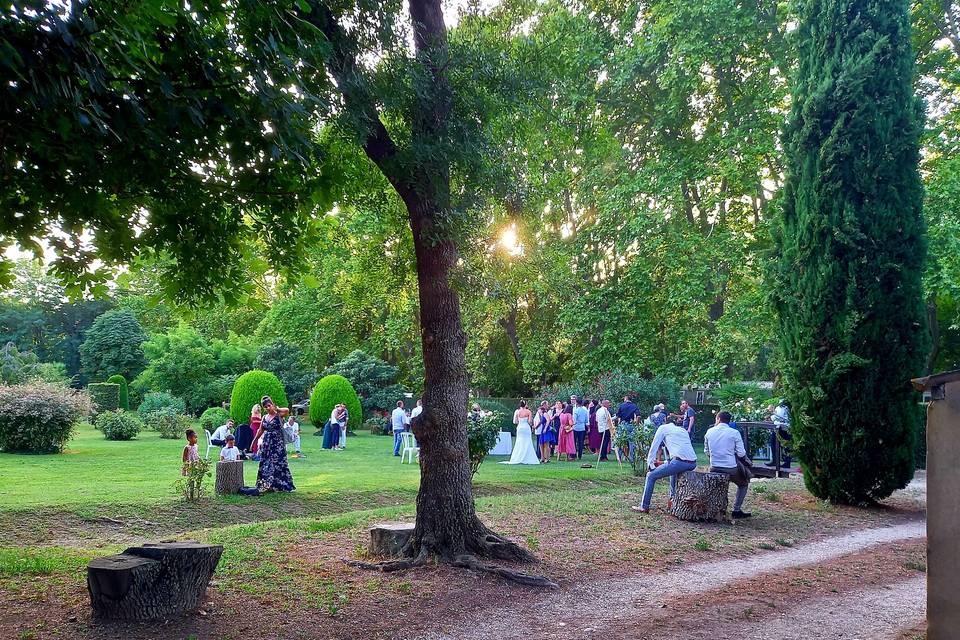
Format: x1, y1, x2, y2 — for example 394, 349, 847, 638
557, 402, 576, 461
249, 404, 263, 454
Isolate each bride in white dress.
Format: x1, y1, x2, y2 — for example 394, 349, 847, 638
501, 400, 541, 465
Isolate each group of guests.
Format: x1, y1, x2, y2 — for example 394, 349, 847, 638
182, 395, 297, 495
631, 409, 753, 519
209, 412, 305, 460
505, 395, 698, 465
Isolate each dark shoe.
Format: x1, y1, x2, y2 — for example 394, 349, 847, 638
731, 510, 752, 519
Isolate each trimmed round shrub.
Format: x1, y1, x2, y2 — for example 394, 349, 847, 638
229, 370, 288, 425
96, 410, 143, 441
0, 382, 92, 453
143, 407, 193, 439
87, 382, 120, 416
199, 407, 230, 434
309, 374, 362, 432
137, 391, 186, 419
106, 375, 129, 410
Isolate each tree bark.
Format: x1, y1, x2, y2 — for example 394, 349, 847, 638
87, 541, 222, 620
215, 460, 244, 495
671, 471, 730, 522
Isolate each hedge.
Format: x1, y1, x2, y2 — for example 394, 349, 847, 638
143, 407, 193, 440
96, 410, 143, 441
230, 370, 288, 425
309, 374, 362, 431
199, 407, 231, 434
106, 374, 129, 410
137, 391, 186, 418
87, 383, 120, 416
0, 382, 92, 453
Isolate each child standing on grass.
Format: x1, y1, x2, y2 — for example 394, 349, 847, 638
182, 429, 200, 475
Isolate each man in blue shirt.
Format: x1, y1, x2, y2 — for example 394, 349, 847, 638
679, 400, 697, 438
572, 397, 589, 460
617, 395, 639, 461
391, 400, 409, 457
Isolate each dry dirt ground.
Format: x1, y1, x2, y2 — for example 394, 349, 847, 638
0, 475, 928, 640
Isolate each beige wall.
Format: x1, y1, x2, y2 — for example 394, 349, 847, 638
928, 379, 960, 640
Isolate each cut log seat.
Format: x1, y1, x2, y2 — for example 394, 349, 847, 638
368, 522, 415, 557
87, 541, 222, 621
215, 459, 244, 495
670, 470, 730, 522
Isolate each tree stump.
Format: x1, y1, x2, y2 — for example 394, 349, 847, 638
671, 471, 730, 522
368, 522, 415, 557
215, 460, 244, 495
87, 541, 222, 621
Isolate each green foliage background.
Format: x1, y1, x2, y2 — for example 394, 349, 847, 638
106, 374, 129, 411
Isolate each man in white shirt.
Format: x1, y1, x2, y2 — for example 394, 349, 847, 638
284, 415, 304, 458
704, 410, 752, 519
632, 416, 697, 513
596, 399, 613, 461
410, 399, 423, 422
211, 419, 234, 446
391, 400, 409, 457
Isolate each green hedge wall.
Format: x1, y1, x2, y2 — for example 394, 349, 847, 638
87, 383, 120, 416
106, 374, 129, 410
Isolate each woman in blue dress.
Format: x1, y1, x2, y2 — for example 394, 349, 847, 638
251, 395, 296, 493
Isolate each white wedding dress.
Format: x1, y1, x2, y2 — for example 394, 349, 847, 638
501, 414, 541, 465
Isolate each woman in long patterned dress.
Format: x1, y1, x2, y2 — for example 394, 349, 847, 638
252, 395, 295, 493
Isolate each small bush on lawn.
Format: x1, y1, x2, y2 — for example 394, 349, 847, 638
143, 407, 193, 439
0, 382, 92, 453
467, 410, 503, 477
96, 410, 143, 441
199, 407, 230, 433
230, 370, 288, 425
364, 415, 390, 436
137, 391, 186, 418
105, 375, 129, 410
87, 383, 120, 416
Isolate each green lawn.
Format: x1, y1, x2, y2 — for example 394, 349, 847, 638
0, 422, 694, 514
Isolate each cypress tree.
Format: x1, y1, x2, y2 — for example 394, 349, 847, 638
772, 0, 927, 503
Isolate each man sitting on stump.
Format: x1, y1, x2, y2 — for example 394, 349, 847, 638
631, 415, 697, 514
704, 410, 752, 519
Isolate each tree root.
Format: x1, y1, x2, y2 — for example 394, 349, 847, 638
452, 554, 558, 588
342, 528, 557, 589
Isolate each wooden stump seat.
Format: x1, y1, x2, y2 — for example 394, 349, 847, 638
87, 541, 222, 621
215, 459, 244, 495
670, 470, 730, 522
368, 522, 415, 557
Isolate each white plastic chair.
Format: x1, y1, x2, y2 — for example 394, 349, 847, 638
400, 431, 420, 464
204, 429, 216, 460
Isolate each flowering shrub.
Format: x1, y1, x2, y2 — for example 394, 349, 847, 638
0, 382, 91, 453
613, 421, 657, 476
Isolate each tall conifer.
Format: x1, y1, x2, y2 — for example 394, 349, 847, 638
772, 0, 927, 503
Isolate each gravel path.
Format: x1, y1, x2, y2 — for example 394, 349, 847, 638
670, 575, 926, 640
415, 521, 926, 640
